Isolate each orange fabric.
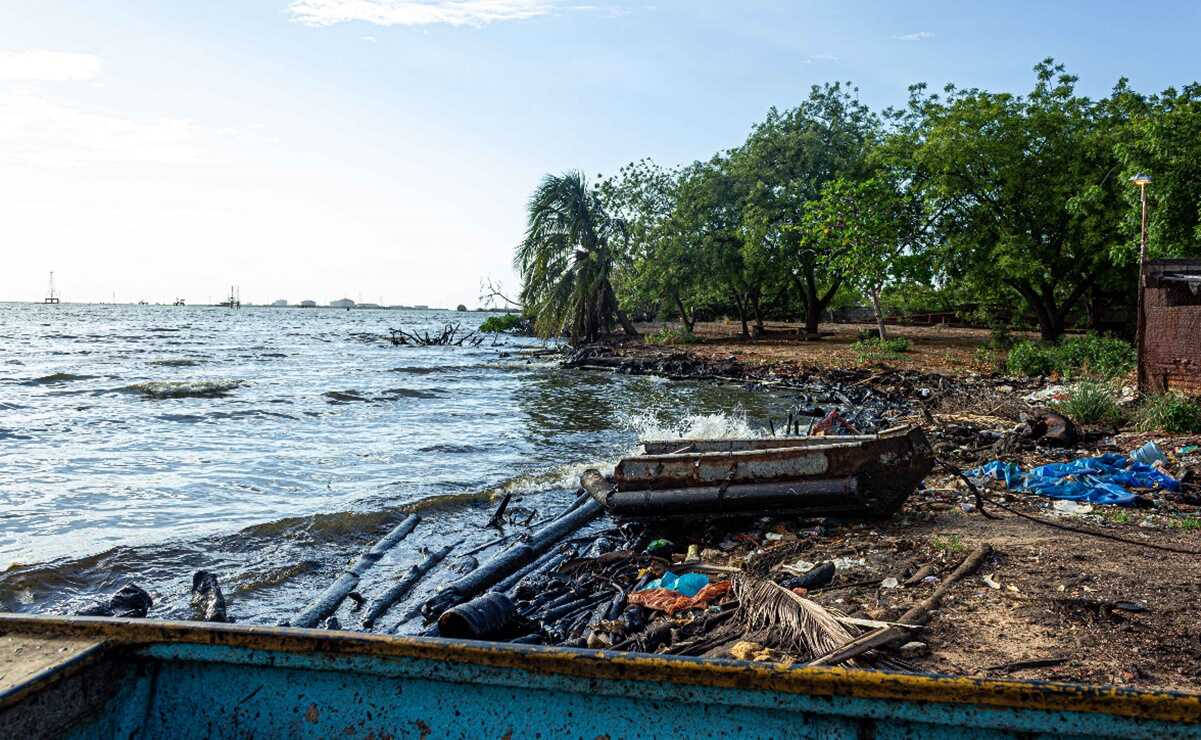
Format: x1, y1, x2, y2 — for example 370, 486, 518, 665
627, 579, 732, 615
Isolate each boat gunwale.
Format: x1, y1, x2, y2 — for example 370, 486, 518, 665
0, 613, 1198, 725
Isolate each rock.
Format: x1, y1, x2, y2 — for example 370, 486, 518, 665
899, 641, 928, 657
190, 570, 228, 622
76, 583, 153, 618
323, 615, 341, 630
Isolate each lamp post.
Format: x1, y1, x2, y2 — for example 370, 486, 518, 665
1130, 173, 1151, 392
1131, 173, 1152, 264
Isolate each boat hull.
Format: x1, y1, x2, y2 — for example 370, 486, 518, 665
2, 615, 1199, 739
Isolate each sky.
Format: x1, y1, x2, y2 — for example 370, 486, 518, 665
1, 1, 1199, 307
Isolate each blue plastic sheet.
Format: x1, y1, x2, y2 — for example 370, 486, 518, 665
967, 452, 1179, 506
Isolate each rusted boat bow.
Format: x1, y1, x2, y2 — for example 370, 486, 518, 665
583, 425, 934, 519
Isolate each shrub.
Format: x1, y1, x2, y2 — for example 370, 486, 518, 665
852, 336, 909, 362
479, 313, 523, 333
1051, 381, 1123, 425
1135, 393, 1201, 434
1005, 334, 1135, 380
645, 326, 701, 346
1005, 340, 1056, 377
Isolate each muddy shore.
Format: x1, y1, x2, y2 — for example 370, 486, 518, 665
558, 336, 1201, 692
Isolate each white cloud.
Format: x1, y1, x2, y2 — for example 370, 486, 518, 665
0, 49, 103, 81
287, 0, 556, 27
0, 93, 203, 167
893, 31, 934, 41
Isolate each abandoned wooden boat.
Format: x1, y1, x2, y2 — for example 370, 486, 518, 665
584, 424, 934, 519
2, 613, 1199, 738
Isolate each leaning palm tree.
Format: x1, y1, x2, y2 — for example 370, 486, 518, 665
515, 170, 639, 344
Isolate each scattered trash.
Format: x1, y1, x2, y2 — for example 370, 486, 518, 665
832, 557, 866, 571
1053, 500, 1094, 516
1024, 385, 1071, 404
982, 574, 1001, 590
645, 539, 672, 554
1018, 411, 1078, 447
880, 577, 900, 589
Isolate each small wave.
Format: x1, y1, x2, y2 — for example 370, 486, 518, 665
380, 387, 442, 400
418, 443, 483, 454
147, 327, 182, 333
149, 358, 203, 367
237, 509, 403, 540
259, 352, 288, 358
323, 389, 369, 403
233, 560, 321, 594
124, 379, 243, 399
18, 372, 97, 386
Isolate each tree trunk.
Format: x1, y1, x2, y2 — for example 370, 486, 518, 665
604, 280, 639, 337
869, 288, 887, 340
750, 287, 765, 338
731, 291, 749, 339
673, 293, 694, 333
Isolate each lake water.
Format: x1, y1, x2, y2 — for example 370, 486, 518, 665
0, 303, 789, 629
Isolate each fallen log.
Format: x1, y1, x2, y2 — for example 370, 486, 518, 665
807, 542, 992, 667
421, 484, 605, 619
361, 543, 455, 629
290, 514, 420, 628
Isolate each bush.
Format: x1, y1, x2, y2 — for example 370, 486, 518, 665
1135, 393, 1201, 434
1052, 381, 1123, 425
852, 336, 910, 362
1005, 334, 1135, 380
479, 313, 523, 333
645, 326, 701, 346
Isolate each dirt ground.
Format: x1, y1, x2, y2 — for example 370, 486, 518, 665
635, 320, 1031, 375
607, 322, 1201, 693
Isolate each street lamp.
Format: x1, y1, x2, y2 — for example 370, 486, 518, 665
1130, 173, 1152, 264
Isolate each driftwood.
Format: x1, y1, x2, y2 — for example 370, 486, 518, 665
388, 323, 482, 347
360, 543, 455, 629
421, 490, 604, 619
291, 514, 420, 628
808, 542, 993, 667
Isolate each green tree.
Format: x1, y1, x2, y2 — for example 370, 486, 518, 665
912, 60, 1125, 340
738, 82, 878, 337
806, 173, 930, 339
1117, 82, 1201, 257
515, 170, 639, 343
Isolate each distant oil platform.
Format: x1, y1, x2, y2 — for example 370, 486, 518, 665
44, 271, 60, 304
218, 286, 241, 309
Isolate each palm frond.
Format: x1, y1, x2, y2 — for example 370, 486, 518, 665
732, 575, 857, 660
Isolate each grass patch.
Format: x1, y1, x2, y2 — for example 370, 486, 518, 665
645, 326, 702, 346
853, 336, 910, 362
1167, 516, 1201, 530
1102, 509, 1131, 526
931, 534, 966, 555
1135, 393, 1201, 434
1005, 334, 1135, 380
1051, 381, 1123, 425
479, 314, 524, 333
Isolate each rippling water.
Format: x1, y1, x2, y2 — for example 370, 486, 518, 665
0, 302, 791, 628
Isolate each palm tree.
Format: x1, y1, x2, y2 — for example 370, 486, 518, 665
515, 170, 639, 344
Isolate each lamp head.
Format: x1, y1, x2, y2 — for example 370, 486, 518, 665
1130, 173, 1152, 187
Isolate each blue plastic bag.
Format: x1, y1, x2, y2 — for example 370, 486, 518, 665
640, 571, 709, 597
967, 452, 1178, 507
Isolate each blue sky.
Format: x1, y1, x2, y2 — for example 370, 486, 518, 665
2, 1, 1198, 305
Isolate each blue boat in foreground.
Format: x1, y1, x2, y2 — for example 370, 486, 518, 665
2, 613, 1199, 738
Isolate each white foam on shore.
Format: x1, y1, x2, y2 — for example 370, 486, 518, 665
625, 409, 761, 443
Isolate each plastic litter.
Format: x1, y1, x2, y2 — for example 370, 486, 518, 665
627, 580, 732, 615
1131, 441, 1167, 467
1053, 500, 1094, 515
967, 452, 1179, 506
639, 571, 709, 597
645, 538, 672, 554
